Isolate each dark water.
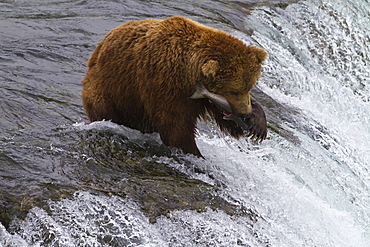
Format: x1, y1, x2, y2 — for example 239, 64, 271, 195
1, 0, 369, 246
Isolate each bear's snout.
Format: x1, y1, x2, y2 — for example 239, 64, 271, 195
229, 97, 253, 116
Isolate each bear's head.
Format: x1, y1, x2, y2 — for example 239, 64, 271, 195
200, 46, 267, 117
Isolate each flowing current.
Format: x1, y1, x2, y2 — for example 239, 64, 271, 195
0, 0, 369, 246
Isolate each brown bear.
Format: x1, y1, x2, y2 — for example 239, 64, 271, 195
82, 16, 267, 157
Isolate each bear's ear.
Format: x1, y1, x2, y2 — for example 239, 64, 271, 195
201, 60, 219, 78
254, 47, 268, 64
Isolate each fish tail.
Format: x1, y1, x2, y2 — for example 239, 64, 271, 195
190, 80, 206, 99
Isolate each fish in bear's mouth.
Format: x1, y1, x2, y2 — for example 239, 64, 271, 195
190, 81, 267, 142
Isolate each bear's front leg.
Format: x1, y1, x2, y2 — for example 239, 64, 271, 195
154, 114, 203, 157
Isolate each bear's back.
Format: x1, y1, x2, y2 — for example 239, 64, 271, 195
87, 19, 162, 68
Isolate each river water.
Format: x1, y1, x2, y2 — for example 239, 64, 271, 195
0, 0, 369, 246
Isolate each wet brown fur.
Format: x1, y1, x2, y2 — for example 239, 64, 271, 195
82, 16, 267, 157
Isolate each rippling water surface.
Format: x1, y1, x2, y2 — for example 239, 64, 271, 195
1, 0, 369, 246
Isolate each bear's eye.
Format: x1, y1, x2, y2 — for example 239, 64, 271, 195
228, 91, 239, 96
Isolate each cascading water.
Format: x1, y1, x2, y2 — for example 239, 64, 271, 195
0, 0, 369, 246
